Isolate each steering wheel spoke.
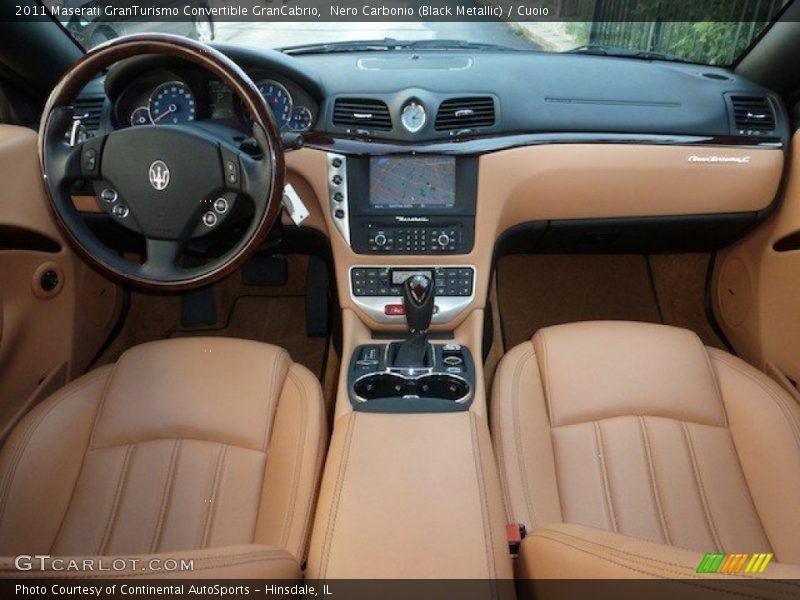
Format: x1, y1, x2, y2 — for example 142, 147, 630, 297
142, 238, 184, 280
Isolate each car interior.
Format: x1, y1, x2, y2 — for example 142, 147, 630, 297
1, 1, 800, 596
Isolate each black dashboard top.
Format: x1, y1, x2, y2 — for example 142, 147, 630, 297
86, 45, 789, 147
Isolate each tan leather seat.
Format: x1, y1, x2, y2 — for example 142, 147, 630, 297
0, 337, 326, 579
492, 321, 800, 580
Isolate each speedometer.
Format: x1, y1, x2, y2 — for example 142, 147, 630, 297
149, 81, 196, 125
257, 80, 293, 128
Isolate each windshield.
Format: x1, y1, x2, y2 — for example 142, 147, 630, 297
46, 0, 791, 66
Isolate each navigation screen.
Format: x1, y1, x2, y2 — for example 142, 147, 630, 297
369, 156, 456, 209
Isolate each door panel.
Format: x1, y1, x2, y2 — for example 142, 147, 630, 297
713, 129, 800, 399
0, 125, 121, 438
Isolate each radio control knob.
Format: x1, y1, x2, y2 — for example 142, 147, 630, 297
374, 233, 387, 246
437, 233, 451, 247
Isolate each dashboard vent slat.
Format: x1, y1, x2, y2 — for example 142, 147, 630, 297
435, 97, 495, 131
73, 96, 105, 136
730, 95, 775, 133
333, 98, 392, 131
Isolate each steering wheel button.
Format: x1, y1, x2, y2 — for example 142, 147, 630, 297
100, 188, 118, 203
225, 160, 239, 184
203, 211, 218, 227
112, 204, 129, 218
213, 198, 229, 214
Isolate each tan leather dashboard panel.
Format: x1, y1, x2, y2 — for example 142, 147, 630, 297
286, 144, 783, 330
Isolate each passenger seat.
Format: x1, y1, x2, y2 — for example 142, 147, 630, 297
491, 321, 800, 580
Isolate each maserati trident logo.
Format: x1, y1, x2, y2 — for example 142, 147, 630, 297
148, 160, 170, 191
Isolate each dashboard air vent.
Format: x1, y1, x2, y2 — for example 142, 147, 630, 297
730, 96, 775, 133
333, 98, 392, 131
73, 95, 105, 136
435, 97, 495, 131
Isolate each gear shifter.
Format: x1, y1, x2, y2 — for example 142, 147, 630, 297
391, 274, 435, 368
403, 274, 434, 333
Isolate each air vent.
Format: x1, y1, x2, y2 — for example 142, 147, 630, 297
435, 97, 495, 131
73, 95, 105, 136
333, 98, 392, 131
730, 95, 775, 133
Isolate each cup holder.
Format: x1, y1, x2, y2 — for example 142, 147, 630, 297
353, 372, 471, 403
415, 374, 470, 402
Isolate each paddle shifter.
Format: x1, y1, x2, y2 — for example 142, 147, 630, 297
391, 274, 435, 368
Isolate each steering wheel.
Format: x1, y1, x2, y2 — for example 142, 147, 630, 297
38, 34, 285, 290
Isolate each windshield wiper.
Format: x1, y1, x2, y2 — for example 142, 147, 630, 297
565, 44, 687, 63
281, 38, 521, 55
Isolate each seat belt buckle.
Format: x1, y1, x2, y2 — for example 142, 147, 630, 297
507, 523, 526, 557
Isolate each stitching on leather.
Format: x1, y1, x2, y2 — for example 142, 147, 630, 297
319, 413, 357, 578
201, 443, 229, 549
513, 346, 537, 529
529, 531, 798, 596
593, 421, 618, 532
489, 348, 514, 522
531, 528, 800, 591
88, 361, 121, 450
98, 443, 134, 555
261, 351, 286, 453
639, 417, 672, 546
281, 369, 308, 557
682, 422, 724, 552
697, 340, 728, 427
0, 370, 109, 528
712, 353, 800, 453
150, 439, 180, 554
536, 332, 556, 426
296, 373, 327, 565
469, 413, 495, 580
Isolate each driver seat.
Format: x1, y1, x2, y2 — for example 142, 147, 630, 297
0, 337, 326, 578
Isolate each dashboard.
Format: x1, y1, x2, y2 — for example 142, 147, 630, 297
109, 65, 318, 133
74, 45, 789, 329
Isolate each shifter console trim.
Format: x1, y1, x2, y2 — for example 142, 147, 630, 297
349, 265, 476, 325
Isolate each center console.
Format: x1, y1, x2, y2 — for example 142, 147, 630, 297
327, 152, 478, 254
344, 272, 477, 412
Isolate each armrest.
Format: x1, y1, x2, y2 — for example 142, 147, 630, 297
306, 411, 512, 579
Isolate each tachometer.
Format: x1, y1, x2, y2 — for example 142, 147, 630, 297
149, 81, 196, 125
288, 106, 313, 131
257, 80, 292, 128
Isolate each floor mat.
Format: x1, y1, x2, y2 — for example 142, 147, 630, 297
496, 253, 724, 351
94, 255, 329, 379
173, 295, 327, 378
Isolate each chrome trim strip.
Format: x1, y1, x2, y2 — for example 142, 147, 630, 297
351, 368, 473, 405
308, 132, 783, 156
326, 152, 350, 243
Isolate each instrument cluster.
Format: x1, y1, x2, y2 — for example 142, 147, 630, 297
114, 69, 317, 133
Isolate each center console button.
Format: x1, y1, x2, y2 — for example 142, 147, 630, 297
384, 304, 405, 316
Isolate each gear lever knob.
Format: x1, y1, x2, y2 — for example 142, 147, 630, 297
403, 274, 434, 333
